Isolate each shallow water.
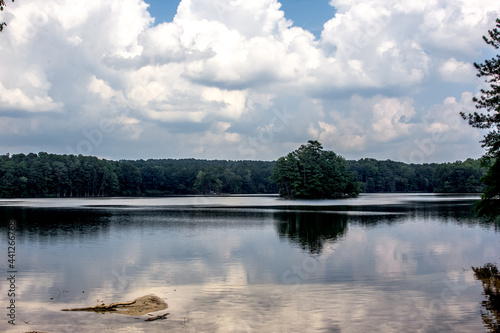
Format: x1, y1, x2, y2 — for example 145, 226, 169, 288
0, 194, 498, 332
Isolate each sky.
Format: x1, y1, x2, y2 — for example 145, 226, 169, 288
0, 0, 499, 163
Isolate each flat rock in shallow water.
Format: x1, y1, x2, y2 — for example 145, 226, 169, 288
62, 294, 168, 316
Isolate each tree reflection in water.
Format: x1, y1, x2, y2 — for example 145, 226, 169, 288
473, 263, 500, 332
274, 211, 347, 254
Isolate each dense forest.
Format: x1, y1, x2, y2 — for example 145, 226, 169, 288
350, 158, 486, 193
0, 153, 277, 197
0, 152, 487, 198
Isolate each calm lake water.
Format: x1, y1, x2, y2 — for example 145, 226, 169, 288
1, 194, 498, 332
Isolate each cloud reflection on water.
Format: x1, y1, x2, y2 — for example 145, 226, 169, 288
0, 195, 496, 332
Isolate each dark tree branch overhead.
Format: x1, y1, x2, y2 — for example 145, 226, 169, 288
0, 0, 15, 33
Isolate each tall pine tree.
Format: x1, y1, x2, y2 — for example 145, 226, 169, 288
461, 18, 500, 219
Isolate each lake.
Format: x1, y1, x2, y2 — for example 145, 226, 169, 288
0, 194, 498, 332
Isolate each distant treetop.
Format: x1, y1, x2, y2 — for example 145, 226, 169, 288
272, 140, 360, 199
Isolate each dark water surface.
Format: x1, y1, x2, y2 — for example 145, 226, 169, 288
0, 194, 498, 332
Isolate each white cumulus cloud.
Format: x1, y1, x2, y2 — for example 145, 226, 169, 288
0, 0, 498, 161
439, 58, 476, 83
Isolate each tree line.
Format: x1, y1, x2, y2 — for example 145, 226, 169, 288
0, 151, 487, 198
349, 158, 486, 193
0, 152, 277, 197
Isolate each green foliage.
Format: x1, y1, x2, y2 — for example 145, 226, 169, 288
118, 162, 142, 196
432, 159, 487, 193
474, 158, 500, 218
0, 153, 121, 197
461, 18, 500, 219
273, 141, 360, 199
348, 158, 486, 193
0, 151, 488, 198
350, 158, 429, 193
0, 153, 278, 197
461, 18, 500, 151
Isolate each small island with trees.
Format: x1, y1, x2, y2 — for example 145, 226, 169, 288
272, 140, 359, 199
